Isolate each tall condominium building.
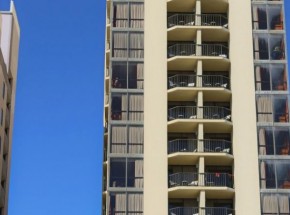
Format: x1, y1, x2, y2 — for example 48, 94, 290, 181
102, 0, 288, 214
0, 2, 20, 215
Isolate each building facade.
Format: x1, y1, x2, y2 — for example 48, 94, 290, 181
0, 2, 20, 215
102, 0, 288, 214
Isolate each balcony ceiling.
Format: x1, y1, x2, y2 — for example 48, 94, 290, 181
167, 57, 230, 71
167, 27, 229, 42
167, 0, 196, 12
168, 120, 232, 133
168, 88, 231, 102
168, 153, 234, 166
168, 187, 234, 199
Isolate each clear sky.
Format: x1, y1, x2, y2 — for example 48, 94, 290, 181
0, 0, 289, 215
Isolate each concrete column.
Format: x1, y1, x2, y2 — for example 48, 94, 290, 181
195, 0, 201, 26
199, 191, 206, 212
144, 0, 168, 214
198, 157, 205, 186
196, 30, 202, 56
196, 60, 202, 87
197, 123, 204, 152
197, 91, 203, 119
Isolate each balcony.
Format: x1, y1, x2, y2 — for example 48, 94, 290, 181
167, 43, 230, 71
169, 207, 234, 215
168, 106, 232, 133
168, 75, 231, 101
168, 14, 229, 41
168, 172, 234, 198
168, 139, 233, 165
167, 0, 228, 13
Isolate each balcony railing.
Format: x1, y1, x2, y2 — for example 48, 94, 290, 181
168, 75, 230, 89
169, 207, 199, 215
168, 106, 231, 121
168, 13, 195, 27
200, 207, 234, 215
197, 14, 228, 27
167, 13, 228, 28
169, 207, 234, 215
168, 172, 233, 188
168, 43, 228, 58
168, 139, 231, 154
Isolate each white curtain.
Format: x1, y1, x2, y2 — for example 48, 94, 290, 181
279, 194, 290, 213
122, 94, 128, 120
134, 160, 144, 188
115, 3, 128, 27
128, 193, 143, 214
255, 66, 262, 91
262, 194, 279, 213
129, 33, 144, 58
130, 3, 144, 28
259, 128, 266, 155
257, 96, 273, 122
260, 161, 266, 189
137, 63, 144, 89
129, 126, 143, 154
115, 193, 126, 215
252, 6, 259, 30
113, 32, 128, 58
254, 35, 260, 59
111, 126, 127, 153
129, 95, 144, 121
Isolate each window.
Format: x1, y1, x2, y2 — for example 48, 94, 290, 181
260, 160, 290, 189
113, 2, 144, 28
253, 34, 285, 60
0, 109, 3, 126
111, 93, 144, 121
255, 64, 287, 91
110, 158, 143, 188
110, 125, 143, 154
112, 62, 144, 89
256, 95, 289, 123
112, 32, 144, 59
261, 193, 290, 214
252, 4, 284, 30
109, 192, 143, 215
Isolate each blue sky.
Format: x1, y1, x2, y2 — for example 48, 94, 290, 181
0, 0, 289, 215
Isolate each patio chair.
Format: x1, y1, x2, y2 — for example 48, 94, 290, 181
169, 80, 176, 88
169, 180, 178, 187
224, 115, 231, 120
187, 82, 195, 87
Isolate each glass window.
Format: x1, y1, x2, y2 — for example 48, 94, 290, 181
110, 125, 144, 154
112, 62, 144, 89
109, 192, 143, 215
110, 158, 143, 188
111, 93, 144, 121
252, 4, 284, 30
112, 3, 144, 28
261, 193, 290, 214
253, 34, 285, 60
274, 127, 290, 155
2, 82, 5, 99
255, 64, 287, 91
260, 160, 290, 189
258, 127, 274, 155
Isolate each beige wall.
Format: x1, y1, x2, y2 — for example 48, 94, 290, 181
144, 0, 168, 213
229, 0, 261, 214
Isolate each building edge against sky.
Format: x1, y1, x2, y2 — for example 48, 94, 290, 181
0, 1, 19, 215
102, 0, 290, 214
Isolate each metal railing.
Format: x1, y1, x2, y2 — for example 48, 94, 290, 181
168, 106, 231, 121
169, 172, 199, 187
168, 44, 196, 58
168, 139, 231, 154
169, 207, 199, 215
168, 139, 198, 153
197, 14, 228, 27
168, 43, 228, 58
200, 207, 234, 215
168, 75, 230, 89
202, 139, 231, 153
168, 13, 195, 28
168, 172, 233, 188
199, 44, 228, 57
169, 207, 234, 215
